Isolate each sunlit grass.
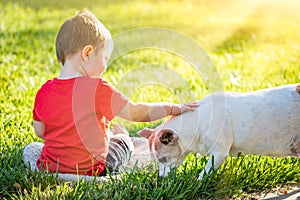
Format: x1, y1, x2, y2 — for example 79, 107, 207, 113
1, 0, 300, 199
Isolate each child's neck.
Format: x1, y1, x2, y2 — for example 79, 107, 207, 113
57, 60, 85, 80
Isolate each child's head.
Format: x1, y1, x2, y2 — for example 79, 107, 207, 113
55, 10, 113, 66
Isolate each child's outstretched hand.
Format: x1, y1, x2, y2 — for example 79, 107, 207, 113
169, 101, 200, 116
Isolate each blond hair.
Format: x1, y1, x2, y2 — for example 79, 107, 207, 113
55, 10, 112, 65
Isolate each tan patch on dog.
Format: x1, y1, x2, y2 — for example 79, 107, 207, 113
148, 131, 182, 164
290, 141, 300, 157
296, 84, 300, 95
291, 142, 300, 157
153, 131, 167, 151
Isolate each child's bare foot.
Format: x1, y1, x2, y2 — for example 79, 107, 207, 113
112, 124, 129, 136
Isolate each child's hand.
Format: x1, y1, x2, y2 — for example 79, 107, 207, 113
169, 102, 199, 116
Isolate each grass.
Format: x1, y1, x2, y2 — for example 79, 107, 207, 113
1, 0, 300, 199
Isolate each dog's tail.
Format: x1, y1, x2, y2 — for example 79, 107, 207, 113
296, 84, 300, 95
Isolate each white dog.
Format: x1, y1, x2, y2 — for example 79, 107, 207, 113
138, 84, 300, 180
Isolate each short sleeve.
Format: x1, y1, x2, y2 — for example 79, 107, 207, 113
97, 80, 129, 121
33, 89, 43, 121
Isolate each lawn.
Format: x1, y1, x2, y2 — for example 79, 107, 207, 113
0, 0, 300, 199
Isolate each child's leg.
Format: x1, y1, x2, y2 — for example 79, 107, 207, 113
106, 134, 134, 174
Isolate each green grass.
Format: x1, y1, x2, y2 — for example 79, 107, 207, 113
1, 0, 300, 199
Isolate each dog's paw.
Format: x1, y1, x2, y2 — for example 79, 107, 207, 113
158, 165, 171, 177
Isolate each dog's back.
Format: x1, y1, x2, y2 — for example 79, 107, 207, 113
226, 84, 300, 157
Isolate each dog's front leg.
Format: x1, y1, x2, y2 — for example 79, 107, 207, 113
198, 152, 227, 181
158, 163, 178, 178
159, 164, 171, 177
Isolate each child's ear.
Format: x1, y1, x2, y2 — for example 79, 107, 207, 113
82, 45, 94, 62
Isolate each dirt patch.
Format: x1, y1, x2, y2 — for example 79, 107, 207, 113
262, 184, 300, 200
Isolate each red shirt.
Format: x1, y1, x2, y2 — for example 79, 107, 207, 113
33, 77, 129, 175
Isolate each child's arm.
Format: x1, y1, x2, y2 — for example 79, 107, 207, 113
117, 100, 198, 122
33, 120, 45, 139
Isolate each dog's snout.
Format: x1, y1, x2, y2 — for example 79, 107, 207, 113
158, 157, 167, 163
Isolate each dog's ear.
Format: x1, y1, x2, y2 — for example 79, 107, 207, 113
137, 128, 154, 139
159, 130, 178, 145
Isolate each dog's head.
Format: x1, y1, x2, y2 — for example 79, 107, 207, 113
138, 126, 186, 166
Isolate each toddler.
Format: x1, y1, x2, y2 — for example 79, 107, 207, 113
33, 9, 198, 176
